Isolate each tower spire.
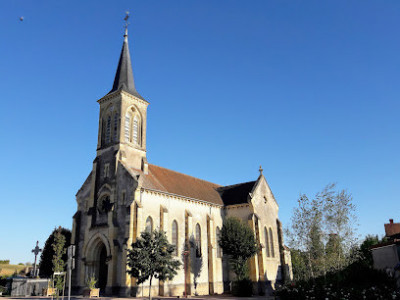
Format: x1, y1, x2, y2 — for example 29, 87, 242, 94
108, 11, 144, 100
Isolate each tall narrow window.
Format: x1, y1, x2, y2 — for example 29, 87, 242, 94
172, 220, 178, 256
195, 223, 201, 257
265, 227, 270, 257
133, 116, 139, 145
113, 113, 118, 142
269, 228, 275, 258
216, 227, 222, 258
125, 113, 131, 142
106, 116, 111, 143
145, 216, 153, 233
101, 120, 106, 145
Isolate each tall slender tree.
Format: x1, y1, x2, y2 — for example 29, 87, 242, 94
52, 227, 66, 299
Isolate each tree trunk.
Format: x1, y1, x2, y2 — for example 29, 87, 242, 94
307, 252, 314, 280
149, 276, 152, 300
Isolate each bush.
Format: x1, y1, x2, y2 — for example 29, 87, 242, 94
232, 278, 253, 297
0, 260, 9, 265
276, 262, 399, 300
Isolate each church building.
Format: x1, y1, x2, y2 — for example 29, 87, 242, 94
71, 25, 292, 297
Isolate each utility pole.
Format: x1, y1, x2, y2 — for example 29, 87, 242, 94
67, 245, 76, 300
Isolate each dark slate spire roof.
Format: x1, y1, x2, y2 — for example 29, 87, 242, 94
108, 28, 145, 100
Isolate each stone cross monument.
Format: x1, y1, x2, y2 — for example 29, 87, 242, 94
31, 241, 42, 278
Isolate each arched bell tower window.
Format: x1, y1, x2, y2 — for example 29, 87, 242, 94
113, 113, 119, 142
100, 105, 114, 147
124, 113, 131, 142
105, 116, 111, 144
133, 116, 139, 144
125, 107, 141, 146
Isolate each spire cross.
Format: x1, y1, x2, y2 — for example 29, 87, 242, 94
259, 165, 263, 175
124, 11, 130, 30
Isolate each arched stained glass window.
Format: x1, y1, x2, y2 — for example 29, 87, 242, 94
106, 116, 111, 143
265, 227, 270, 257
195, 223, 201, 257
269, 228, 275, 258
145, 216, 153, 233
172, 220, 178, 256
216, 227, 222, 258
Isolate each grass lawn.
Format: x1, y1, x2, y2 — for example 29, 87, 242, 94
0, 264, 27, 277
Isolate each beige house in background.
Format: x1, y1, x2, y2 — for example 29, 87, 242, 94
71, 27, 292, 297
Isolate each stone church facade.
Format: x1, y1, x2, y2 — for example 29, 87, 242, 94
71, 28, 292, 297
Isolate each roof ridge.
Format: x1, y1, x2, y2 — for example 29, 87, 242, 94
148, 164, 222, 187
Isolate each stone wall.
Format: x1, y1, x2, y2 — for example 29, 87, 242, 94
10, 278, 49, 296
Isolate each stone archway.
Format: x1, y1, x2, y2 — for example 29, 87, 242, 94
84, 234, 111, 294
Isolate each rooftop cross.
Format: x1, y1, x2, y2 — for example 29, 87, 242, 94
259, 165, 263, 175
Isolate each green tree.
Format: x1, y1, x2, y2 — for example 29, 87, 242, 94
52, 227, 67, 299
39, 227, 71, 278
127, 230, 181, 300
218, 217, 258, 281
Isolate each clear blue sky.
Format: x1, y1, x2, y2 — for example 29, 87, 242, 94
0, 1, 399, 264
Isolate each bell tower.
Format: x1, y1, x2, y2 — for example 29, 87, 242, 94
96, 24, 149, 172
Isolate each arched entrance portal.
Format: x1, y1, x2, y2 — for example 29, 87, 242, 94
85, 235, 110, 295
97, 244, 108, 292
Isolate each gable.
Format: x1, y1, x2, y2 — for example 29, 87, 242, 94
76, 171, 92, 199
249, 175, 278, 211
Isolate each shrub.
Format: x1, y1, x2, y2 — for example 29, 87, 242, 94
276, 262, 399, 300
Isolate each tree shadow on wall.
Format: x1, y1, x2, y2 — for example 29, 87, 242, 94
180, 235, 203, 296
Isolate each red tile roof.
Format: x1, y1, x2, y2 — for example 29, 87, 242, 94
146, 164, 224, 205
124, 163, 256, 206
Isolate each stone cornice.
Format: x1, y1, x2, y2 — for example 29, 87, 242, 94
97, 89, 149, 106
